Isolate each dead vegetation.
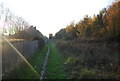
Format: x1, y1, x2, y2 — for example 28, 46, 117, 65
55, 39, 120, 79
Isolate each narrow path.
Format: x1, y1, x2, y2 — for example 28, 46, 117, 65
40, 46, 50, 80
45, 42, 66, 79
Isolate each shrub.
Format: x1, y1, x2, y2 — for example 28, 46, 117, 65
79, 68, 97, 79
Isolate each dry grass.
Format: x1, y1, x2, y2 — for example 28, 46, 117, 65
55, 39, 120, 79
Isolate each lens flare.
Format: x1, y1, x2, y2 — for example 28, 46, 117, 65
3, 36, 40, 78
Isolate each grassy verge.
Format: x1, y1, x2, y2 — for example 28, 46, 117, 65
45, 41, 66, 79
3, 42, 49, 79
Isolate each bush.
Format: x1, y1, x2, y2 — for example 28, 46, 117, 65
79, 68, 97, 79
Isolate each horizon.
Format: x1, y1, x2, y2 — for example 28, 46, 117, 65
1, 0, 113, 37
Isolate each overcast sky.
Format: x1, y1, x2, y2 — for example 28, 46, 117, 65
1, 0, 113, 37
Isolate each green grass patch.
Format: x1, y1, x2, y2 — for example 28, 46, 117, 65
28, 43, 48, 74
45, 41, 66, 79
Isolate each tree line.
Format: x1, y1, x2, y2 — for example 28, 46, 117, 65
55, 1, 120, 41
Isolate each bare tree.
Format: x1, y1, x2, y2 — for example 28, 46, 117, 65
0, 3, 31, 36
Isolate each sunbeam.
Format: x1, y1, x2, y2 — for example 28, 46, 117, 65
3, 36, 40, 78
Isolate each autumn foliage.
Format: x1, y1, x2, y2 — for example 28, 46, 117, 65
55, 1, 120, 41
104, 1, 120, 38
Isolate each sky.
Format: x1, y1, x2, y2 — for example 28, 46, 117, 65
0, 0, 113, 37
